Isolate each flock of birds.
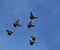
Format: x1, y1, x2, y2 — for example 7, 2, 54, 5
6, 11, 37, 45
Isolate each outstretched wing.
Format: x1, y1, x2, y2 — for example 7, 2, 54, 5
16, 24, 22, 26
34, 17, 37, 19
31, 25, 35, 27
16, 19, 19, 23
31, 36, 36, 41
29, 20, 32, 24
30, 11, 33, 17
6, 30, 13, 33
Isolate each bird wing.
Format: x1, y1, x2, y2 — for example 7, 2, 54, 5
29, 21, 32, 24
30, 11, 33, 17
16, 19, 19, 23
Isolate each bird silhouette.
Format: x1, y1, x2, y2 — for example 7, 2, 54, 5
27, 21, 35, 28
13, 19, 22, 27
30, 11, 37, 20
6, 30, 13, 35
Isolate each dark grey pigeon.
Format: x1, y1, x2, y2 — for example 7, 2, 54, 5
6, 30, 13, 35
13, 19, 22, 27
27, 21, 35, 28
30, 11, 37, 20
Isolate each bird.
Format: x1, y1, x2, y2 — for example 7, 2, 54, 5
6, 30, 14, 35
30, 11, 37, 20
29, 39, 35, 45
31, 36, 36, 41
27, 21, 35, 28
13, 19, 22, 27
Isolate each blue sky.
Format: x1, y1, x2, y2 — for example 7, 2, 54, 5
0, 0, 60, 50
